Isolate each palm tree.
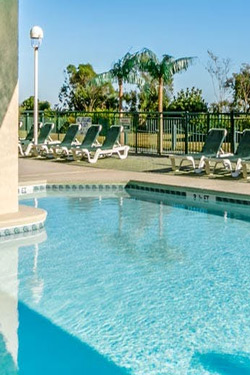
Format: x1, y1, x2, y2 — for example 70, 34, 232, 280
95, 52, 142, 114
138, 49, 196, 153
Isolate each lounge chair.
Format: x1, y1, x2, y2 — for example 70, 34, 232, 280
19, 123, 43, 143
38, 124, 80, 158
72, 125, 129, 164
18, 126, 35, 155
21, 123, 54, 156
65, 124, 102, 159
205, 129, 250, 177
169, 128, 227, 172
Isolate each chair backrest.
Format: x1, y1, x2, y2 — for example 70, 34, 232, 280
25, 125, 34, 141
235, 129, 250, 157
37, 123, 54, 144
101, 125, 123, 149
201, 128, 227, 155
61, 124, 80, 146
81, 125, 102, 148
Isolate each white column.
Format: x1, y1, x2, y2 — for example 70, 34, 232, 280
34, 46, 39, 145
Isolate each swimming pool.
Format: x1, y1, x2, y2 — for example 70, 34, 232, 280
0, 187, 250, 375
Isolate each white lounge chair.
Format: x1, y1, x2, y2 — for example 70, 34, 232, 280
72, 125, 129, 164
37, 124, 80, 158
168, 128, 227, 172
53, 124, 102, 159
19, 123, 54, 156
204, 129, 250, 177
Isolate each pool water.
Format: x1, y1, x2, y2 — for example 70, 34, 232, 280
0, 191, 250, 375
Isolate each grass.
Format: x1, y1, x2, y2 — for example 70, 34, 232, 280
19, 130, 231, 154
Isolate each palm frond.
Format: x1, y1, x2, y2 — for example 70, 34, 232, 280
138, 48, 158, 64
169, 56, 196, 74
161, 56, 196, 81
92, 71, 115, 85
94, 51, 142, 85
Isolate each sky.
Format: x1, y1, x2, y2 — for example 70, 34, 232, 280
19, 0, 250, 107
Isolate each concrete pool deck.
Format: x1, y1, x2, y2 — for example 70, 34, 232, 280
19, 156, 250, 197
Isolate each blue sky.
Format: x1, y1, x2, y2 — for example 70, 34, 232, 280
19, 0, 250, 107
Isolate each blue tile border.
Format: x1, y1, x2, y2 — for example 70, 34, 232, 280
216, 196, 250, 206
125, 182, 186, 197
46, 183, 125, 192
18, 182, 250, 207
0, 220, 45, 239
18, 183, 126, 196
125, 181, 250, 207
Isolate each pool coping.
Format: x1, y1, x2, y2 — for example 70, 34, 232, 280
0, 204, 47, 238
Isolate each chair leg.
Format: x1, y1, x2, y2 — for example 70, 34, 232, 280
72, 149, 81, 161
205, 159, 211, 175
117, 147, 129, 160
170, 157, 177, 171
179, 159, 184, 169
87, 149, 100, 164
213, 161, 220, 173
198, 156, 205, 169
18, 143, 24, 156
24, 143, 33, 156
52, 148, 59, 159
185, 156, 195, 169
223, 160, 232, 170
232, 159, 242, 178
242, 162, 248, 179
195, 156, 206, 174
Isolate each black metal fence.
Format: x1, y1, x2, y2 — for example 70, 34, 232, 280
19, 111, 250, 155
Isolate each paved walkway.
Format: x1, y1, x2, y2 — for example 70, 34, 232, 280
19, 157, 250, 197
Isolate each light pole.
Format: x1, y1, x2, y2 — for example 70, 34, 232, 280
30, 26, 43, 145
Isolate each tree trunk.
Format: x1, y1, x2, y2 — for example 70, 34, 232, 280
118, 79, 124, 145
118, 79, 123, 116
158, 76, 164, 154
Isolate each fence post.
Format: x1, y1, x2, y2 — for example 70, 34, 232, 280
41, 111, 45, 125
25, 111, 29, 131
56, 111, 60, 140
184, 112, 189, 154
158, 112, 163, 155
230, 110, 235, 153
171, 121, 177, 151
134, 112, 138, 154
207, 112, 210, 133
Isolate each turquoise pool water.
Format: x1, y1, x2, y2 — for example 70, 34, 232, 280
0, 191, 250, 375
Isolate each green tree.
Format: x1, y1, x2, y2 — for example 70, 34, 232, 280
168, 87, 208, 112
226, 64, 250, 112
95, 52, 142, 113
209, 100, 232, 113
138, 77, 172, 112
59, 64, 118, 111
138, 49, 195, 112
138, 48, 195, 152
122, 83, 172, 112
123, 90, 138, 112
20, 96, 51, 111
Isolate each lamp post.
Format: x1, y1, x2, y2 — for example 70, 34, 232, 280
30, 26, 43, 145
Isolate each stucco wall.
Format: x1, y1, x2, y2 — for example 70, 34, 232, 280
0, 0, 18, 215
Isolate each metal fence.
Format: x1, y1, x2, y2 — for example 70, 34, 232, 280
19, 110, 250, 155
